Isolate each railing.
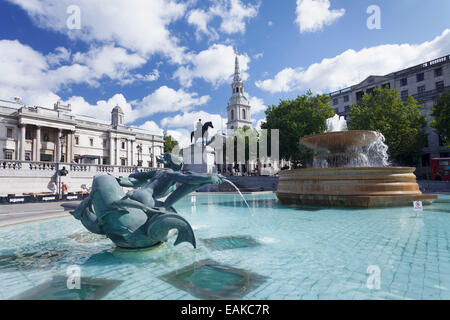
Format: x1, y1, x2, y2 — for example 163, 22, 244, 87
0, 160, 158, 174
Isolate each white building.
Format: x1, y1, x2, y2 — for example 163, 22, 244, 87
0, 98, 164, 167
227, 51, 253, 130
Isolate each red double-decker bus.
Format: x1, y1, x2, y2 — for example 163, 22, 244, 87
431, 158, 450, 181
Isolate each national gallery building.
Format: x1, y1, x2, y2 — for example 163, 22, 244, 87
0, 98, 164, 168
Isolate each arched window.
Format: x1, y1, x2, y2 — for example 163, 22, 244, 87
242, 109, 246, 119
231, 109, 234, 120
235, 87, 239, 93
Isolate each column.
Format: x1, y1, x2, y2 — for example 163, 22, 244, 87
127, 139, 132, 166
35, 126, 41, 161
20, 125, 26, 161
115, 138, 120, 166
56, 129, 62, 163
130, 140, 134, 166
66, 131, 72, 163
152, 141, 157, 168
109, 135, 114, 165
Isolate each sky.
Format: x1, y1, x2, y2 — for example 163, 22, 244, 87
0, 0, 449, 148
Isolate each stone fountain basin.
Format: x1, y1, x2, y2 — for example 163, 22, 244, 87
300, 130, 379, 153
276, 167, 437, 208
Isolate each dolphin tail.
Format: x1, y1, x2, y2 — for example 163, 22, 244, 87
146, 213, 196, 248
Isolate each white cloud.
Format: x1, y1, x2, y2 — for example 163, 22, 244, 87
174, 44, 250, 87
166, 129, 192, 149
134, 86, 210, 120
248, 95, 266, 115
211, 0, 259, 35
256, 29, 450, 93
46, 47, 71, 66
268, 21, 273, 27
139, 120, 164, 135
7, 0, 188, 63
187, 9, 219, 41
0, 39, 156, 108
253, 52, 263, 59
161, 110, 227, 132
66, 93, 134, 123
186, 0, 259, 41
72, 45, 147, 85
295, 0, 345, 33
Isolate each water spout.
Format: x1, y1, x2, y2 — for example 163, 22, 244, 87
223, 179, 253, 215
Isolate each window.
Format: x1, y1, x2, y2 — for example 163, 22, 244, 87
89, 138, 94, 147
6, 128, 13, 139
242, 109, 246, 120
436, 81, 444, 91
231, 110, 234, 120
25, 153, 31, 161
356, 91, 364, 101
121, 159, 126, 166
121, 141, 126, 149
416, 73, 424, 82
435, 67, 443, 77
400, 78, 408, 86
333, 98, 338, 105
148, 161, 152, 168
440, 152, 450, 158
75, 136, 79, 145
417, 85, 426, 97
137, 160, 143, 167
343, 95, 349, 102
421, 154, 430, 167
103, 139, 107, 148
102, 158, 107, 165
4, 151, 12, 160
25, 129, 32, 140
401, 90, 409, 101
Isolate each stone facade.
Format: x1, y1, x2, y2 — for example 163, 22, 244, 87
0, 98, 164, 167
328, 55, 450, 178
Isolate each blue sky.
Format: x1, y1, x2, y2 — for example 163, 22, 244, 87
0, 0, 449, 147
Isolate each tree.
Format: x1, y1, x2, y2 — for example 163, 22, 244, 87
261, 90, 335, 167
431, 90, 450, 147
164, 135, 178, 153
348, 87, 428, 166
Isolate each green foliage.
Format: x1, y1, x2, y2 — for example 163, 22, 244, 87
261, 90, 334, 167
431, 90, 450, 147
348, 87, 428, 165
164, 135, 179, 153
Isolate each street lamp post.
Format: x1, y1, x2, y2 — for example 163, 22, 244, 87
59, 134, 66, 163
137, 144, 143, 167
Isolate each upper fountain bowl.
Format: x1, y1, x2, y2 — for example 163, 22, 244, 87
300, 130, 379, 153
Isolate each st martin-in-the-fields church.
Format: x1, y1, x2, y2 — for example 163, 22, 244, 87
227, 51, 252, 130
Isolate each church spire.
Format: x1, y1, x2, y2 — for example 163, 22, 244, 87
234, 48, 241, 82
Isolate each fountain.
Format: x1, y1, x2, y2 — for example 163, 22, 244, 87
65, 153, 225, 249
276, 115, 437, 208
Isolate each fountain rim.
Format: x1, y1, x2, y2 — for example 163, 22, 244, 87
278, 166, 416, 175
300, 130, 379, 142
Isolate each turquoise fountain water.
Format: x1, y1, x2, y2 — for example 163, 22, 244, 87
1, 193, 450, 300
